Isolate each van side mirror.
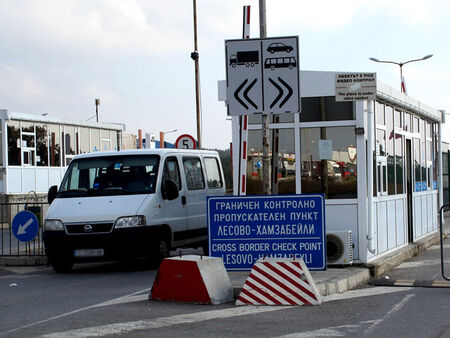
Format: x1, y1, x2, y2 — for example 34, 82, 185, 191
48, 185, 58, 204
162, 180, 179, 201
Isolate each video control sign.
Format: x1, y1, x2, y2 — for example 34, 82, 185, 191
225, 36, 300, 115
207, 195, 326, 271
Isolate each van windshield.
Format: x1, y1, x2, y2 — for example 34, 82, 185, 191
58, 155, 160, 197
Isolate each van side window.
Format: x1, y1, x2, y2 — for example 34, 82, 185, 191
163, 157, 182, 190
204, 157, 223, 189
183, 157, 205, 190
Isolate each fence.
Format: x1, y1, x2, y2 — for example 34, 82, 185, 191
0, 202, 49, 256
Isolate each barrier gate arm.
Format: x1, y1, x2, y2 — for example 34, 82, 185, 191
439, 204, 450, 281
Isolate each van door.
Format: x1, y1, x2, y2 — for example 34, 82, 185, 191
160, 156, 188, 233
182, 156, 207, 233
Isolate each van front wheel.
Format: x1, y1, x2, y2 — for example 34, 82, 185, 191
149, 233, 169, 268
48, 254, 73, 273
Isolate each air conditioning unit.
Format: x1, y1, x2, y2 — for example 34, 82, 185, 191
326, 230, 353, 265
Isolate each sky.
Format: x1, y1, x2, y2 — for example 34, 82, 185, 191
0, 0, 449, 150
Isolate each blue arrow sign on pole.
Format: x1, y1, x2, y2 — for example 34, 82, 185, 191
12, 210, 39, 243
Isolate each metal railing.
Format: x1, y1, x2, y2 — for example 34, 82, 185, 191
439, 204, 450, 281
0, 202, 49, 256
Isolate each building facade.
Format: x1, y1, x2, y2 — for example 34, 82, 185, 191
0, 110, 124, 197
232, 71, 444, 263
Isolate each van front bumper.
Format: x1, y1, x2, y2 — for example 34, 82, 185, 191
43, 226, 159, 261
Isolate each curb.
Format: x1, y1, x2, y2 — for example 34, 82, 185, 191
316, 269, 371, 296
0, 256, 47, 266
232, 268, 371, 298
366, 228, 449, 277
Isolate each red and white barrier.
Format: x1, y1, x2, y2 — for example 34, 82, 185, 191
236, 258, 322, 306
150, 255, 234, 305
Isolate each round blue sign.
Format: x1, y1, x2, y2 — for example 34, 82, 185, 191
12, 210, 39, 243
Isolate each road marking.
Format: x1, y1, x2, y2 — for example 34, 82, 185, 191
91, 294, 149, 308
277, 323, 370, 337
396, 258, 450, 269
37, 287, 411, 338
40, 306, 285, 338
276, 293, 414, 338
370, 278, 450, 288
322, 286, 413, 302
1, 288, 151, 336
364, 294, 414, 334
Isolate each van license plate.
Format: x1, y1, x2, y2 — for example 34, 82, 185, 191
74, 249, 104, 257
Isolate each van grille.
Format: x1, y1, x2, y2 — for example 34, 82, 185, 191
65, 222, 114, 234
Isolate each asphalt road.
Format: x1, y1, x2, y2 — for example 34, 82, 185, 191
1, 238, 450, 338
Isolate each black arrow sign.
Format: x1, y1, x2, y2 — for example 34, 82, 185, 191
269, 77, 293, 109
234, 78, 258, 110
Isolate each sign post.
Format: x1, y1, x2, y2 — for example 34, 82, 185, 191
207, 195, 326, 271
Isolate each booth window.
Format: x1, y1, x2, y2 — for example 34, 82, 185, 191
420, 119, 426, 190
300, 127, 357, 199
0, 129, 2, 166
248, 113, 294, 125
36, 124, 48, 166
394, 109, 402, 129
394, 109, 404, 194
7, 121, 21, 165
91, 129, 100, 152
100, 129, 111, 151
111, 131, 118, 150
413, 117, 420, 133
80, 127, 90, 154
386, 106, 395, 195
300, 97, 354, 122
246, 129, 295, 195
414, 138, 421, 191
47, 124, 61, 167
395, 134, 404, 194
433, 123, 439, 190
376, 102, 385, 125
404, 113, 412, 132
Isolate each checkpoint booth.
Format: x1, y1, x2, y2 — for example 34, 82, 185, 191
231, 70, 444, 264
0, 109, 124, 198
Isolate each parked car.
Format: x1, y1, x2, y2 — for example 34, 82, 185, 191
43, 149, 225, 272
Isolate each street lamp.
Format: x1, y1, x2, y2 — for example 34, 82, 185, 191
369, 54, 433, 93
159, 129, 178, 149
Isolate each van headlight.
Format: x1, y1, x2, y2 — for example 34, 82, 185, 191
44, 219, 64, 231
114, 216, 146, 229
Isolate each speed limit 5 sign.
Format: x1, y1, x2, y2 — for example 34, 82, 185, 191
175, 134, 197, 149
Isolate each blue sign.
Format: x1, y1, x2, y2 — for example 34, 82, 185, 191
207, 195, 326, 271
12, 210, 39, 243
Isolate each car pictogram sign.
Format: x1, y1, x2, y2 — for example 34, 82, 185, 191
225, 36, 300, 116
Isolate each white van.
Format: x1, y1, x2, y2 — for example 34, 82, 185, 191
43, 149, 226, 272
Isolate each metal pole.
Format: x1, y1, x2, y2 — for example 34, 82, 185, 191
367, 100, 375, 253
260, 0, 270, 195
400, 64, 404, 93
192, 0, 202, 148
439, 204, 450, 281
95, 98, 100, 122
